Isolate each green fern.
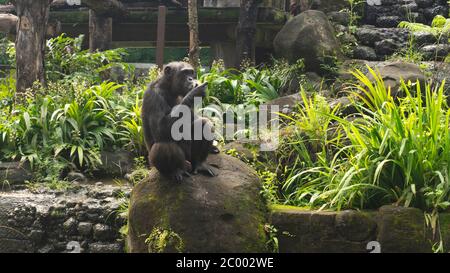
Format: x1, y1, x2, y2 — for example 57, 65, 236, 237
398, 15, 450, 37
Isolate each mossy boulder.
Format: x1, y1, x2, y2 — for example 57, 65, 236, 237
273, 10, 343, 74
127, 154, 268, 253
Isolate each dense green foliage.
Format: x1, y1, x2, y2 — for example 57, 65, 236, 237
0, 34, 299, 180
272, 67, 450, 215
200, 59, 304, 105
0, 37, 14, 66
0, 35, 152, 178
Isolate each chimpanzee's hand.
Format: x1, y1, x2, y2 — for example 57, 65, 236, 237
190, 82, 208, 98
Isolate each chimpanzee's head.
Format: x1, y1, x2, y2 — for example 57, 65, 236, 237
162, 62, 197, 96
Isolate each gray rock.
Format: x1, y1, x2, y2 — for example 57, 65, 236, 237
67, 172, 87, 183
93, 223, 114, 241
38, 244, 54, 253
356, 27, 409, 47
328, 96, 357, 116
366, 61, 426, 97
28, 230, 44, 244
96, 150, 134, 177
353, 46, 378, 61
416, 0, 433, 8
263, 93, 302, 116
223, 142, 256, 162
63, 217, 78, 235
127, 154, 268, 253
77, 222, 93, 236
376, 16, 401, 28
309, 0, 348, 14
328, 11, 351, 26
424, 6, 448, 22
274, 10, 343, 74
270, 207, 369, 253
375, 38, 399, 56
420, 44, 450, 61
413, 31, 437, 47
0, 161, 33, 187
399, 3, 418, 14
89, 242, 122, 253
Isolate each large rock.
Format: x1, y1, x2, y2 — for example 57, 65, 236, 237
420, 44, 450, 61
367, 61, 426, 97
0, 161, 33, 187
94, 150, 134, 177
274, 10, 343, 74
127, 154, 268, 253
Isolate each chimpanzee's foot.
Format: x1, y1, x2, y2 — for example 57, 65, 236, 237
192, 162, 218, 177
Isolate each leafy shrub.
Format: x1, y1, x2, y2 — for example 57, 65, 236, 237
0, 36, 14, 66
45, 34, 133, 83
0, 79, 148, 174
199, 59, 304, 106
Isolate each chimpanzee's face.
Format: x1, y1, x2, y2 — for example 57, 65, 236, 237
164, 62, 197, 96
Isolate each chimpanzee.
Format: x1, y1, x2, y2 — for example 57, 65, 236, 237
141, 62, 218, 182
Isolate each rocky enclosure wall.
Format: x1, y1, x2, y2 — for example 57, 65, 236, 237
306, 0, 450, 61
2, 184, 448, 253
364, 0, 448, 27
271, 205, 450, 253
0, 184, 129, 253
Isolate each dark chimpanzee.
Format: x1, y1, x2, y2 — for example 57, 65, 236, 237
141, 62, 218, 182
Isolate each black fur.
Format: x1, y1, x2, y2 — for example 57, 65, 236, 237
141, 62, 218, 182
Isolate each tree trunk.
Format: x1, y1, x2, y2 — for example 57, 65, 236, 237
83, 0, 126, 52
14, 0, 52, 103
236, 0, 260, 68
89, 10, 112, 52
187, 0, 199, 69
82, 0, 125, 17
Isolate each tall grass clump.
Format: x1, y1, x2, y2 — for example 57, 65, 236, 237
282, 66, 450, 215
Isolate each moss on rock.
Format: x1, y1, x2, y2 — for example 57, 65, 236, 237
127, 154, 268, 253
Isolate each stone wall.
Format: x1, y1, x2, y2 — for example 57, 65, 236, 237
364, 0, 449, 27
271, 205, 450, 253
286, 1, 450, 61
0, 183, 129, 253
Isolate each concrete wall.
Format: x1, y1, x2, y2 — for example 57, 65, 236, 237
271, 205, 450, 253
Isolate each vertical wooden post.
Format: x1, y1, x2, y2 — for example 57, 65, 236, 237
188, 0, 200, 70
89, 10, 113, 52
156, 5, 167, 69
236, 0, 260, 68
